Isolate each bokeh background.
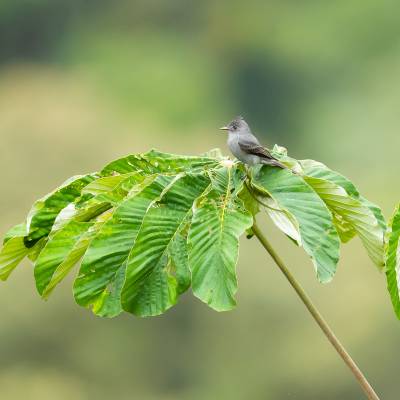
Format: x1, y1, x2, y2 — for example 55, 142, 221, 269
1, 1, 400, 399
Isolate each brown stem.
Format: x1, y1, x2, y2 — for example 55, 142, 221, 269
252, 222, 380, 400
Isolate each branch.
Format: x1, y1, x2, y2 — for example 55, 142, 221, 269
252, 221, 380, 400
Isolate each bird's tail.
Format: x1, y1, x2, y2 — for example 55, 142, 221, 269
261, 158, 287, 169
261, 158, 299, 175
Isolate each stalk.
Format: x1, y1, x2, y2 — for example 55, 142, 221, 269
252, 222, 380, 400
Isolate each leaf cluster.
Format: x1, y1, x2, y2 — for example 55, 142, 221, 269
0, 147, 387, 317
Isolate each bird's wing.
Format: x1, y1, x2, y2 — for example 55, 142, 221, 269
239, 137, 275, 160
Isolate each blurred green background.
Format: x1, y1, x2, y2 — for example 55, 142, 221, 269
1, 1, 400, 399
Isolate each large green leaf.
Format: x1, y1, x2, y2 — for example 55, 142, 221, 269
299, 159, 386, 231
80, 174, 144, 208
273, 151, 385, 232
74, 174, 178, 317
359, 196, 386, 231
252, 166, 340, 283
121, 172, 211, 317
53, 174, 146, 234
299, 159, 360, 198
238, 179, 301, 243
299, 159, 385, 267
303, 176, 384, 268
34, 220, 95, 296
238, 181, 260, 218
26, 174, 97, 245
188, 167, 253, 311
262, 196, 301, 245
82, 173, 139, 196
27, 238, 47, 263
101, 150, 218, 176
385, 204, 400, 319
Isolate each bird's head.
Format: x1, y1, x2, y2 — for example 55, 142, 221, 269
220, 116, 250, 135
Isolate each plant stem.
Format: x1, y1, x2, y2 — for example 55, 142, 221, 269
252, 222, 380, 400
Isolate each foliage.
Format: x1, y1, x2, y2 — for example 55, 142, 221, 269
0, 148, 386, 318
385, 204, 400, 319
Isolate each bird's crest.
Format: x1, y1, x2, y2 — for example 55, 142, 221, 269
229, 115, 245, 130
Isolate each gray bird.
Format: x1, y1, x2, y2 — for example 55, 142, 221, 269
220, 116, 286, 168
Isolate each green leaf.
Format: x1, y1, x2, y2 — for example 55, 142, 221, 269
0, 237, 29, 281
3, 223, 27, 244
385, 204, 400, 319
74, 174, 177, 317
34, 220, 95, 296
101, 150, 218, 177
80, 174, 144, 207
82, 173, 138, 196
252, 167, 340, 283
299, 159, 385, 267
262, 196, 301, 245
27, 238, 47, 263
299, 159, 386, 231
26, 174, 96, 244
299, 159, 360, 198
303, 176, 384, 268
121, 173, 211, 317
189, 167, 253, 311
359, 196, 386, 231
238, 183, 261, 239
240, 179, 301, 244
238, 182, 260, 217
52, 174, 146, 235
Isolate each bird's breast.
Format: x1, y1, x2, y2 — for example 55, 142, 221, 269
227, 133, 249, 162
227, 133, 241, 157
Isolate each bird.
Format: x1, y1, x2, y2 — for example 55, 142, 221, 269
220, 116, 286, 168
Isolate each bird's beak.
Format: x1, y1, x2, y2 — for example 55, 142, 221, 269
219, 126, 229, 131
